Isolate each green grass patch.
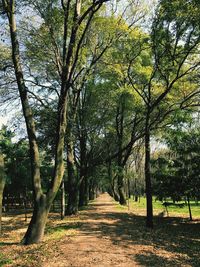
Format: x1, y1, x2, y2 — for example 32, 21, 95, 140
0, 253, 12, 267
115, 202, 128, 210
46, 222, 81, 240
116, 197, 200, 217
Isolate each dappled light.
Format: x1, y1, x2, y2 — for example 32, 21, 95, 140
1, 193, 199, 266
1, 0, 200, 265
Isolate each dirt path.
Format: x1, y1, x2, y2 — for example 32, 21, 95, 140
2, 193, 199, 267
43, 193, 190, 267
44, 193, 139, 267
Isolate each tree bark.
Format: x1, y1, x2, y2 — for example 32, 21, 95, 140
66, 184, 79, 215
61, 178, 65, 220
145, 113, 153, 228
79, 175, 89, 207
187, 195, 193, 221
117, 168, 127, 205
0, 156, 6, 235
89, 179, 96, 200
116, 97, 127, 205
111, 177, 119, 202
78, 129, 88, 207
65, 125, 79, 215
22, 194, 51, 244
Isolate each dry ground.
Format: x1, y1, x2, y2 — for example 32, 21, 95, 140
0, 193, 200, 267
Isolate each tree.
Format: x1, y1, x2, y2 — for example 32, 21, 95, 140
0, 155, 6, 235
152, 113, 200, 221
125, 0, 200, 227
1, 0, 109, 244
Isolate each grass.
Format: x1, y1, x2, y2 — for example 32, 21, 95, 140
117, 196, 200, 218
0, 253, 12, 267
0, 212, 82, 266
45, 221, 81, 240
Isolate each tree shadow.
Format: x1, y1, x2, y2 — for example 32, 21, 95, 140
0, 242, 19, 246
78, 203, 200, 266
135, 251, 182, 267
46, 222, 82, 234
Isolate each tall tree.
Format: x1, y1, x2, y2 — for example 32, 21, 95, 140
126, 0, 200, 227
1, 0, 109, 244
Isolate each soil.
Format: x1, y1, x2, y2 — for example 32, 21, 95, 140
44, 193, 141, 267
43, 193, 199, 267
1, 193, 200, 267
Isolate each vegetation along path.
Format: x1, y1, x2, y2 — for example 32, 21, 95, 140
1, 193, 200, 266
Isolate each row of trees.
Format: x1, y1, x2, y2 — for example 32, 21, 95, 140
0, 0, 200, 244
152, 116, 200, 220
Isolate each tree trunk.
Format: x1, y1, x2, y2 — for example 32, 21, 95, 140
66, 173, 79, 215
79, 175, 89, 207
117, 168, 127, 205
145, 114, 153, 228
66, 182, 79, 215
0, 156, 6, 235
111, 177, 120, 202
116, 96, 127, 205
22, 194, 51, 244
113, 188, 120, 202
187, 195, 193, 221
79, 179, 85, 207
65, 132, 79, 215
108, 162, 119, 201
24, 186, 28, 222
61, 179, 65, 220
89, 180, 96, 200
127, 177, 131, 199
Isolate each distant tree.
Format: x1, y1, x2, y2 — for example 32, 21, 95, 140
152, 120, 200, 221
0, 154, 6, 235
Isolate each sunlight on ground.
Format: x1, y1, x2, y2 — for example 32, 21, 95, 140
0, 195, 200, 267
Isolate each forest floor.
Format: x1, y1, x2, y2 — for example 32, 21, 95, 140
1, 193, 200, 267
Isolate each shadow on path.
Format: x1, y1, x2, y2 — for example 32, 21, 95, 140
77, 194, 200, 267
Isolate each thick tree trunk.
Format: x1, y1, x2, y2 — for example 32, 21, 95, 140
112, 182, 120, 202
79, 179, 85, 207
108, 161, 119, 201
78, 122, 89, 207
66, 183, 79, 215
0, 156, 6, 235
66, 131, 79, 215
89, 180, 96, 200
145, 115, 153, 228
116, 96, 127, 205
113, 191, 119, 202
111, 177, 120, 202
22, 194, 51, 244
79, 175, 89, 207
117, 168, 127, 205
